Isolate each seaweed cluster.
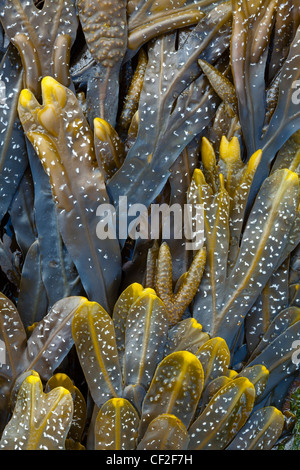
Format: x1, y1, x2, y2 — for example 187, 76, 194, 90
0, 0, 299, 451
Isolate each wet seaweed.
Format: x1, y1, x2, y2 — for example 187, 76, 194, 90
0, 0, 299, 452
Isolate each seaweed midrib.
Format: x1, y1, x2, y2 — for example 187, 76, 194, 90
215, 177, 292, 333
87, 311, 119, 398
25, 302, 80, 372
57, 122, 111, 310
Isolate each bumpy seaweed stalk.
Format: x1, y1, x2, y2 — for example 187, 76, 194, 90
154, 242, 206, 326
198, 58, 238, 114
0, 373, 73, 450
189, 136, 300, 352
77, 0, 127, 127
118, 48, 148, 135
107, 3, 232, 241
18, 77, 122, 312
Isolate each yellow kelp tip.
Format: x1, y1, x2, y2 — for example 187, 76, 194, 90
19, 88, 35, 108
41, 76, 67, 108
219, 136, 241, 163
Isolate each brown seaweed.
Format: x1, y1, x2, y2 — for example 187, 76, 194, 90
0, 0, 78, 96
18, 77, 122, 312
230, 0, 300, 204
0, 0, 299, 452
77, 0, 127, 127
107, 4, 232, 241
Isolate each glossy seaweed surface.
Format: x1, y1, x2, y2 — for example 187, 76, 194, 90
0, 0, 299, 451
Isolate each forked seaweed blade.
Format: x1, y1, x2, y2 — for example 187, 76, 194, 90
0, 0, 78, 96
18, 77, 122, 312
94, 398, 139, 450
0, 374, 73, 450
0, 292, 27, 432
193, 169, 299, 350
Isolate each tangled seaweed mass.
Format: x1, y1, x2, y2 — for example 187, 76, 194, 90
0, 0, 299, 451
